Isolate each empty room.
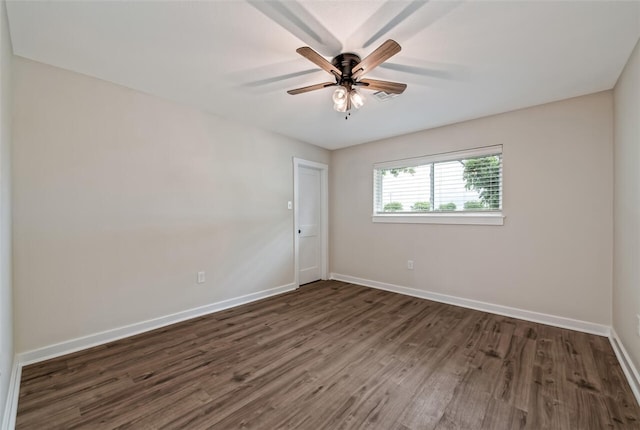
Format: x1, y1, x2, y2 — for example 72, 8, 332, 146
1, 0, 640, 429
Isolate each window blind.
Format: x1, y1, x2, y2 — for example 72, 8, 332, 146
373, 145, 502, 214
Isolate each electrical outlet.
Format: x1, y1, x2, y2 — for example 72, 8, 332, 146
287, 201, 292, 210
407, 260, 414, 270
197, 271, 205, 284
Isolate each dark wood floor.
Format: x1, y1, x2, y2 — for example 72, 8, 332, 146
16, 280, 640, 429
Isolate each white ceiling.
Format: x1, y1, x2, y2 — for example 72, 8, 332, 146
6, 0, 640, 150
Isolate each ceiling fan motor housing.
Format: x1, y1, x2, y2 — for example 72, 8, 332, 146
332, 53, 361, 88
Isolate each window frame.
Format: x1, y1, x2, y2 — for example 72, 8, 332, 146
372, 145, 505, 226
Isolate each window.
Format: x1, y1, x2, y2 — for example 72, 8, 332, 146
373, 145, 504, 225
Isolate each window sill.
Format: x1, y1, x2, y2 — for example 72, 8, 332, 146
372, 213, 504, 226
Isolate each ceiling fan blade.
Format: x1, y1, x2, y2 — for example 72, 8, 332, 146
296, 47, 342, 77
357, 79, 407, 94
248, 0, 342, 56
352, 39, 401, 80
287, 82, 337, 95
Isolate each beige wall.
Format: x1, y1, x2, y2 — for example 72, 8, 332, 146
12, 57, 329, 353
331, 92, 613, 325
613, 38, 640, 371
0, 0, 12, 423
6, 35, 629, 374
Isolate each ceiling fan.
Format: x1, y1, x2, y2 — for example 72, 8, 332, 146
287, 39, 407, 115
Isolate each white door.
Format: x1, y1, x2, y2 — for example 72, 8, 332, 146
298, 165, 322, 285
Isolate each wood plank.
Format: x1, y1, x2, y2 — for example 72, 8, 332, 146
480, 398, 527, 429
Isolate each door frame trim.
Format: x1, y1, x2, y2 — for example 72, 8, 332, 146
293, 158, 328, 287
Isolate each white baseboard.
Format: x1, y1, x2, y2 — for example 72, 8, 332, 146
330, 273, 610, 336
1, 358, 21, 430
609, 328, 640, 405
18, 282, 297, 366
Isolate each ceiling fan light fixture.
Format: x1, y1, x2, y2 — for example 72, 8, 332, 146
333, 101, 348, 112
332, 86, 348, 105
350, 90, 364, 109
